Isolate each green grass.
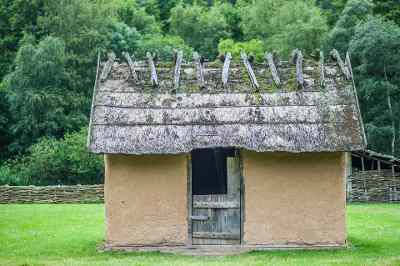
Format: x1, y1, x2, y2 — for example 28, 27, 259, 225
0, 204, 399, 266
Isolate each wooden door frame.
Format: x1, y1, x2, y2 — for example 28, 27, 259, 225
186, 149, 244, 246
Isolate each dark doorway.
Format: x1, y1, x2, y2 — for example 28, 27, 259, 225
191, 147, 235, 195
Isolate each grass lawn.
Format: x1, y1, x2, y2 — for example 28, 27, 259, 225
0, 204, 399, 266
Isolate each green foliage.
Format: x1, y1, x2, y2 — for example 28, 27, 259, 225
4, 36, 87, 154
136, 34, 194, 60
108, 22, 142, 57
324, 0, 374, 53
240, 0, 328, 57
0, 0, 46, 79
113, 0, 161, 35
373, 0, 400, 25
218, 39, 264, 60
38, 0, 113, 96
0, 83, 11, 160
316, 0, 347, 27
170, 4, 230, 58
0, 128, 103, 186
349, 16, 400, 155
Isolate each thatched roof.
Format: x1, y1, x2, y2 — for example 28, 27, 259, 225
87, 50, 366, 154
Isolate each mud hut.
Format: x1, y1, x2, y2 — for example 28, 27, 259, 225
87, 49, 366, 251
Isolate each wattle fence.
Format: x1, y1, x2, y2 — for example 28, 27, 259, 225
347, 170, 400, 202
1, 170, 400, 203
0, 184, 104, 203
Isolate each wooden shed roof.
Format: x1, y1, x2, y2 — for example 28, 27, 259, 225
87, 50, 367, 154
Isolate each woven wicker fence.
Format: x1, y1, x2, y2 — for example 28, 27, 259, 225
0, 185, 104, 203
347, 170, 400, 202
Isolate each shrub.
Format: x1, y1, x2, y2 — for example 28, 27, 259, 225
0, 128, 103, 186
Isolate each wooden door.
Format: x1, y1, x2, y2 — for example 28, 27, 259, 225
191, 150, 241, 245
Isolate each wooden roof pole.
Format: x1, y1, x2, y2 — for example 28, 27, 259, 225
193, 52, 205, 88
240, 51, 259, 91
222, 52, 232, 90
147, 52, 158, 87
122, 52, 138, 81
330, 49, 351, 80
264, 52, 280, 86
291, 49, 304, 89
100, 52, 115, 82
173, 50, 183, 91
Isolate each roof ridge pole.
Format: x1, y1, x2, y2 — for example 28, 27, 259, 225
240, 50, 259, 91
264, 52, 281, 86
147, 52, 158, 87
100, 52, 116, 82
122, 52, 138, 81
173, 50, 183, 92
222, 52, 232, 91
319, 50, 325, 88
193, 52, 205, 89
330, 49, 351, 80
291, 49, 304, 89
346, 51, 368, 147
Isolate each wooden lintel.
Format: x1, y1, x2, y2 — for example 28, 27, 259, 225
100, 52, 116, 82
146, 52, 158, 86
265, 52, 280, 86
222, 52, 232, 88
241, 51, 259, 90
122, 52, 138, 81
193, 52, 205, 88
173, 50, 183, 90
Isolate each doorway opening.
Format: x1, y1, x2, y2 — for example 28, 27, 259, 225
191, 147, 235, 195
190, 147, 242, 245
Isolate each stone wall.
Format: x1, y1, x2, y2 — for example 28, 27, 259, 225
0, 185, 104, 203
347, 170, 400, 202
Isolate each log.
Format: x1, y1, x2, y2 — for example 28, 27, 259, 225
173, 50, 183, 90
240, 51, 259, 90
146, 52, 158, 87
100, 52, 116, 82
264, 52, 280, 86
330, 49, 351, 80
291, 49, 304, 88
222, 52, 232, 88
320, 50, 325, 88
193, 52, 205, 88
122, 52, 138, 81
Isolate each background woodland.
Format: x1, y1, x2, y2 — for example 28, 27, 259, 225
0, 0, 399, 185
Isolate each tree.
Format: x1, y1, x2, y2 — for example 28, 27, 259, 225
0, 127, 103, 185
37, 0, 113, 96
108, 22, 142, 57
169, 4, 230, 58
113, 0, 162, 35
136, 34, 194, 60
373, 0, 400, 25
349, 16, 400, 156
316, 0, 347, 27
0, 0, 46, 79
240, 0, 328, 57
4, 36, 87, 154
218, 39, 264, 60
324, 0, 374, 53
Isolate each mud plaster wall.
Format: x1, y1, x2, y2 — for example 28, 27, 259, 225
104, 154, 188, 246
242, 151, 346, 246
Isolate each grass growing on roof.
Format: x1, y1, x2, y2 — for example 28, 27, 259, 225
0, 204, 399, 266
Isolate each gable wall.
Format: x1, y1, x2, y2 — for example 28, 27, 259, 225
242, 151, 346, 246
104, 154, 188, 246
